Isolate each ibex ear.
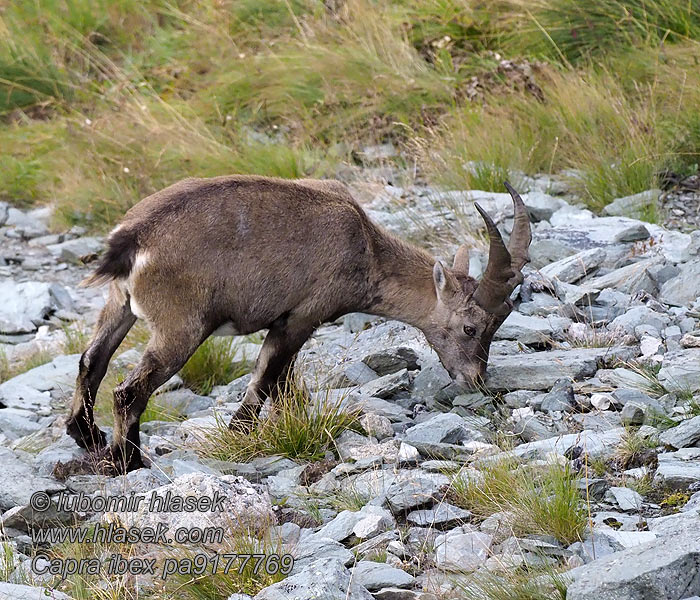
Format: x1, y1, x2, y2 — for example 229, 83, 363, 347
452, 244, 470, 274
433, 261, 458, 300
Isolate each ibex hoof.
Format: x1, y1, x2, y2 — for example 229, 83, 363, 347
66, 418, 107, 451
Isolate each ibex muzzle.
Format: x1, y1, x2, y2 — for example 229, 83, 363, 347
66, 176, 531, 473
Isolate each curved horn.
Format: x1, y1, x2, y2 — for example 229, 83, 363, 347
504, 181, 532, 272
472, 202, 515, 313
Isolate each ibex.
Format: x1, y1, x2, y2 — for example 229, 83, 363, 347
66, 176, 531, 473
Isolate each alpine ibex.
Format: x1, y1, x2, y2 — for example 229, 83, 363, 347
67, 176, 531, 473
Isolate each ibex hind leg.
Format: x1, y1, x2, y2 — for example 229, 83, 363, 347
106, 324, 205, 474
67, 284, 136, 451
229, 318, 314, 431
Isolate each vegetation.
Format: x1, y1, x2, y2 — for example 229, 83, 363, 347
197, 377, 361, 462
0, 0, 698, 230
450, 459, 587, 545
455, 566, 569, 600
179, 337, 251, 395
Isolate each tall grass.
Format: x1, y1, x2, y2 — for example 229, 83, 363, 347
197, 377, 361, 462
451, 459, 587, 545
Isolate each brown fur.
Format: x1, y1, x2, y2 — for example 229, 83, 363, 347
67, 175, 528, 473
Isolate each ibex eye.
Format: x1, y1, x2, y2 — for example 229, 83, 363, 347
463, 325, 476, 337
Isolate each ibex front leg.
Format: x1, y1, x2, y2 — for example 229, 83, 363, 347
228, 318, 314, 429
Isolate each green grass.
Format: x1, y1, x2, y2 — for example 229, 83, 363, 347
613, 427, 657, 469
179, 337, 251, 395
450, 459, 587, 545
0, 0, 699, 224
455, 566, 568, 600
0, 347, 54, 384
197, 377, 361, 462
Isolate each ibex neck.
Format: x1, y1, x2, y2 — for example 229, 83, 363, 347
365, 232, 436, 329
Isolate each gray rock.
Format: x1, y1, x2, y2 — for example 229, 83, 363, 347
566, 527, 700, 600
586, 258, 662, 296
360, 413, 394, 440
397, 442, 420, 466
658, 349, 700, 392
0, 447, 65, 511
494, 312, 571, 344
353, 507, 395, 539
411, 360, 452, 399
540, 248, 607, 283
614, 223, 650, 242
358, 369, 410, 399
155, 388, 214, 415
46, 236, 103, 263
434, 530, 492, 571
292, 537, 354, 572
485, 347, 637, 391
0, 583, 71, 600
352, 561, 415, 591
386, 470, 449, 512
620, 402, 645, 426
648, 511, 700, 538
529, 238, 577, 269
659, 416, 700, 449
540, 379, 575, 412
602, 189, 661, 218
0, 281, 73, 334
662, 258, 700, 306
604, 487, 643, 512
653, 448, 700, 489
255, 557, 373, 600
406, 503, 471, 528
362, 347, 419, 375
403, 413, 479, 445
493, 428, 626, 461
610, 306, 670, 336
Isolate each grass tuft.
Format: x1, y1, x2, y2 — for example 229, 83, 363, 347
197, 377, 361, 462
451, 459, 587, 545
180, 337, 250, 396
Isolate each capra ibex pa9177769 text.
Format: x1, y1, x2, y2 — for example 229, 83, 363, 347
67, 176, 531, 473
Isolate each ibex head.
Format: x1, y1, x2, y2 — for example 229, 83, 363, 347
423, 182, 532, 389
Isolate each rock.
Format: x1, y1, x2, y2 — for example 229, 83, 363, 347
659, 416, 700, 449
0, 281, 73, 334
658, 349, 700, 392
291, 537, 354, 572
403, 413, 480, 445
353, 508, 395, 539
362, 347, 419, 375
107, 473, 273, 544
586, 258, 662, 296
0, 448, 65, 511
358, 369, 410, 399
406, 504, 471, 528
360, 413, 394, 441
386, 470, 449, 512
493, 428, 626, 461
0, 354, 80, 410
434, 531, 493, 571
540, 379, 575, 412
602, 189, 661, 218
661, 258, 700, 306
46, 236, 103, 263
352, 561, 415, 591
610, 306, 670, 336
255, 557, 373, 600
566, 527, 700, 600
648, 511, 700, 538
604, 487, 643, 511
397, 442, 420, 466
155, 388, 214, 416
540, 248, 606, 283
494, 313, 571, 344
0, 583, 71, 600
529, 238, 577, 269
653, 448, 700, 489
620, 402, 645, 426
614, 223, 650, 243
485, 347, 637, 391
411, 361, 452, 399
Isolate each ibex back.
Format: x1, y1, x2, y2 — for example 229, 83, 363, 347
67, 175, 531, 473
